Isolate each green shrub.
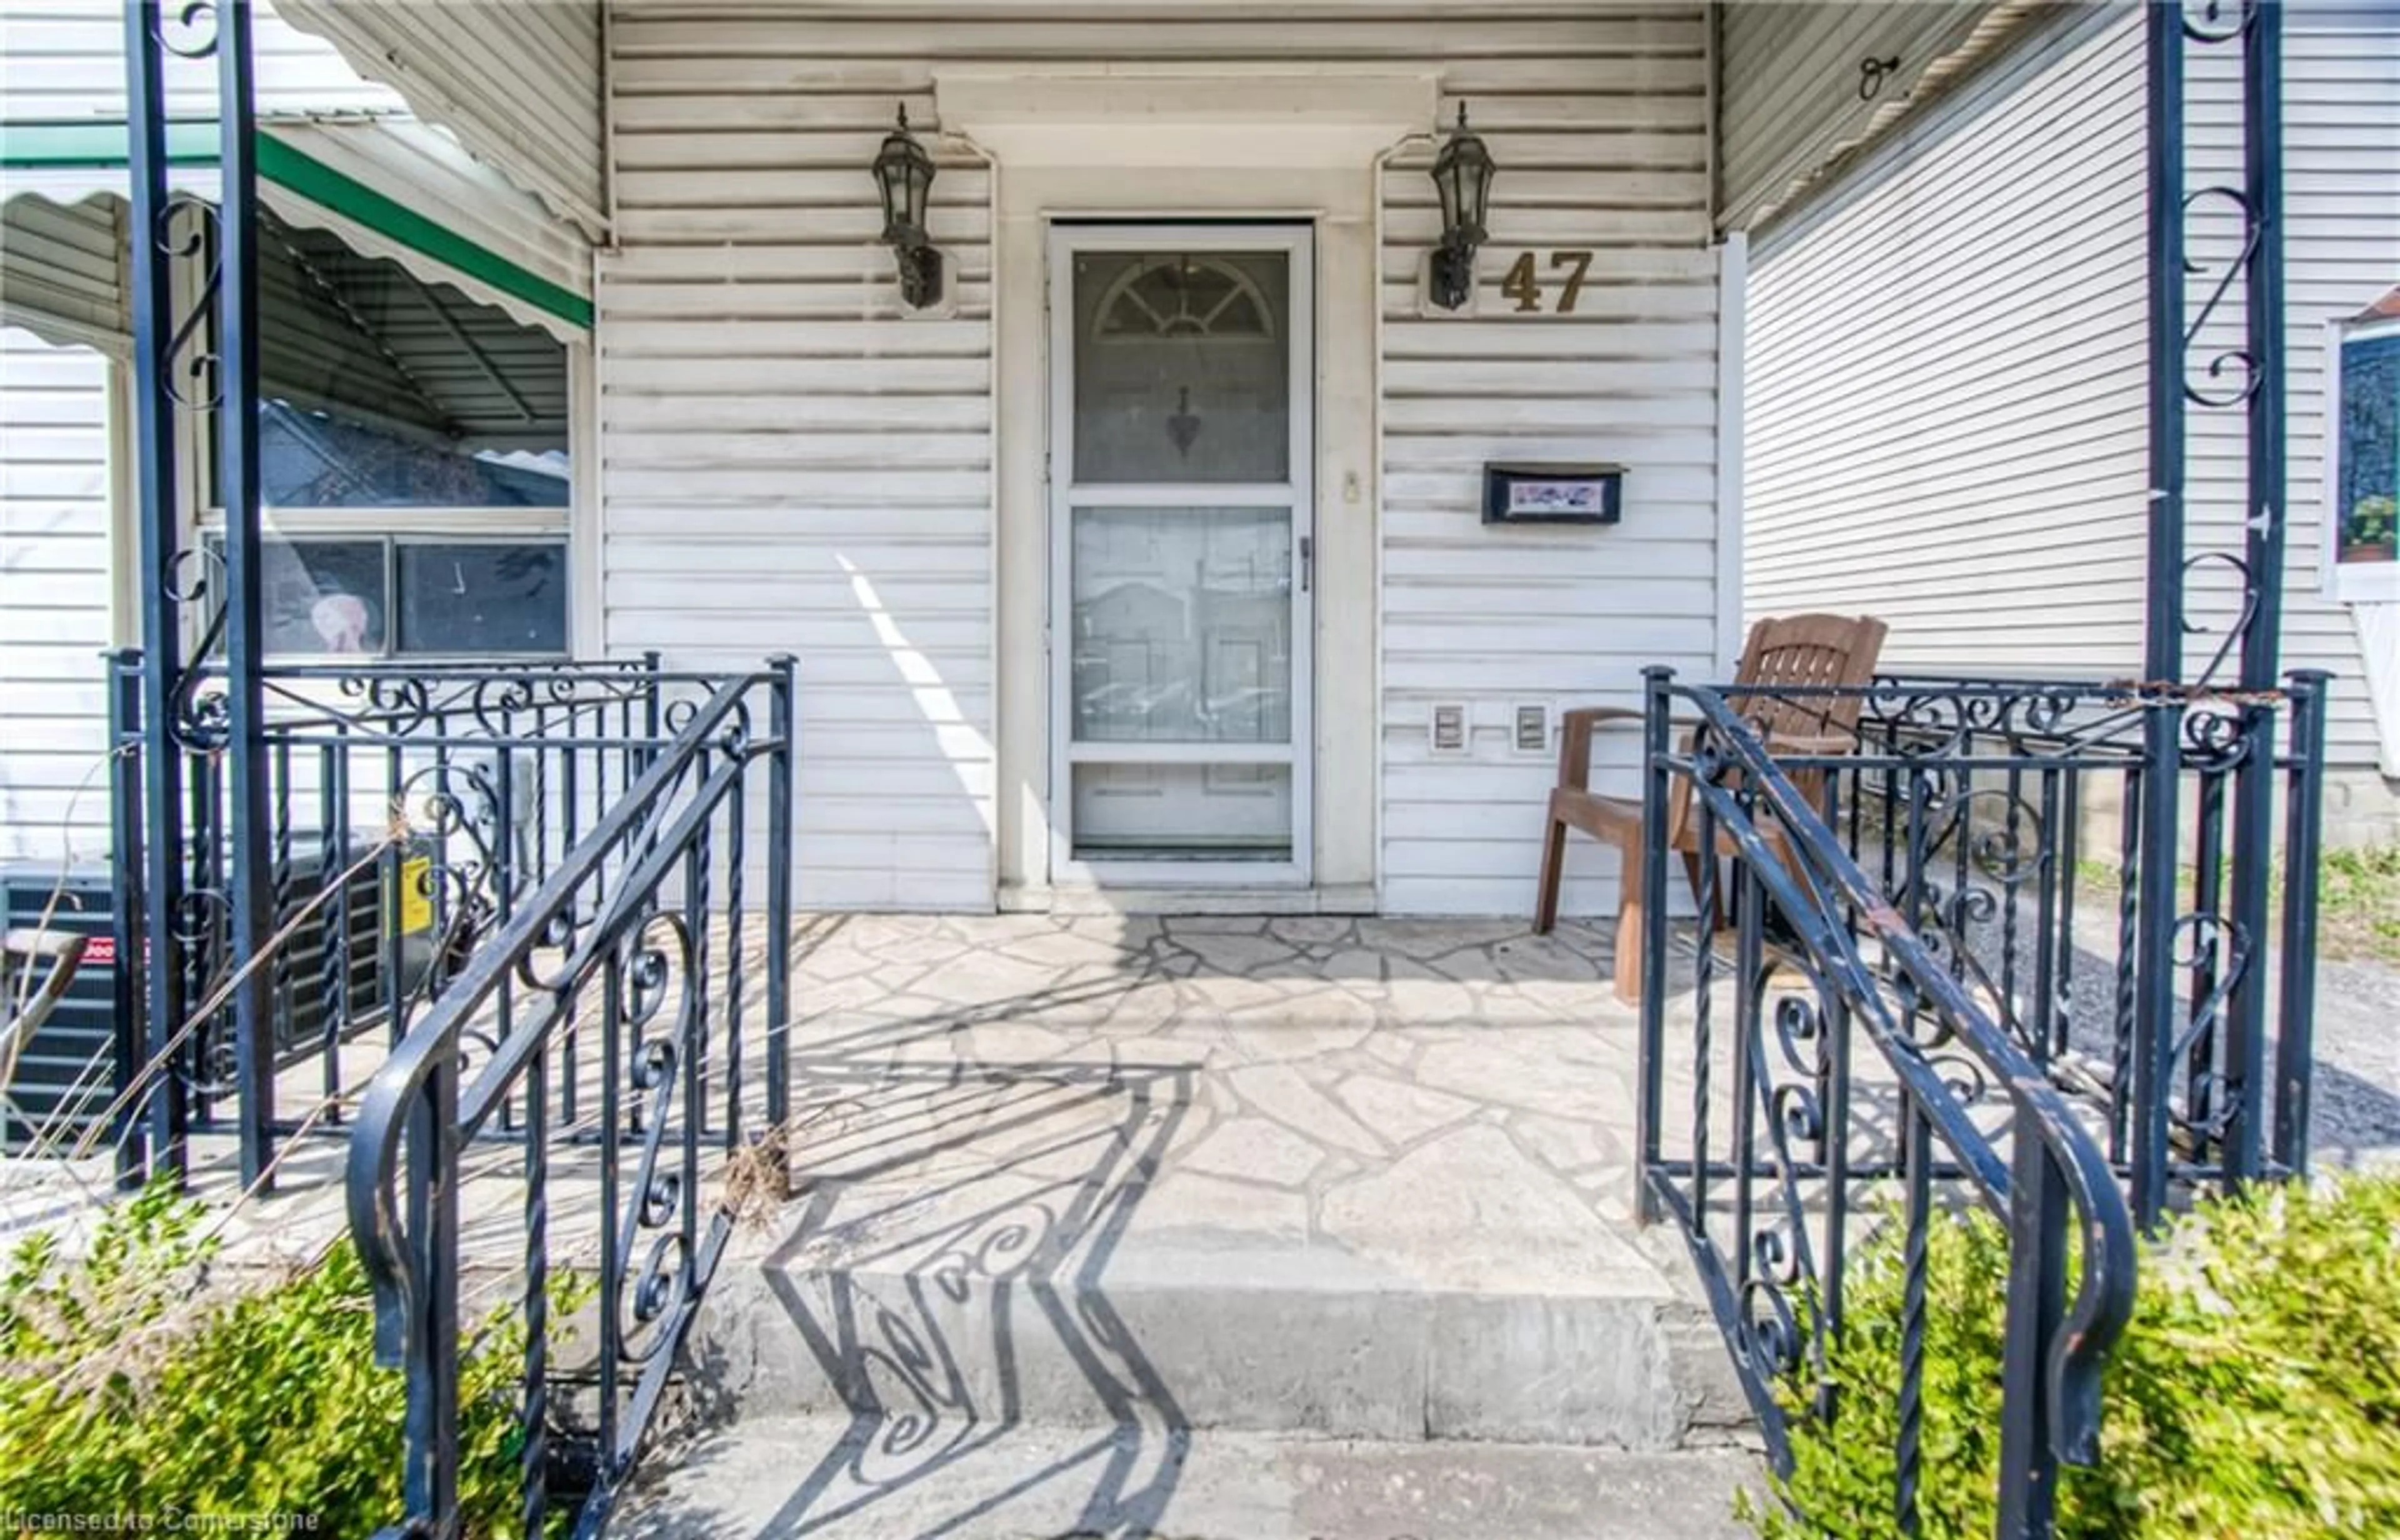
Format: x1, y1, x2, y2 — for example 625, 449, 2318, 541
1746, 1174, 2400, 1539
0, 1180, 571, 1536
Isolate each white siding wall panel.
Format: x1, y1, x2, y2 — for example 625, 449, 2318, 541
1379, 14, 1718, 917
605, 5, 1722, 916
1748, 5, 2399, 778
1746, 7, 2151, 676
602, 23, 995, 912
0, 328, 115, 861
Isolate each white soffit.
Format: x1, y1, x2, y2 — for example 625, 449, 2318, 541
934, 71, 1440, 167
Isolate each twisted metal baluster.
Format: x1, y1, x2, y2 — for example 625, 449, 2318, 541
722, 752, 748, 1148
2110, 770, 2142, 1162
270, 740, 293, 1095
2184, 756, 2230, 1144
1691, 781, 1720, 1233
1999, 765, 2024, 1031
319, 740, 349, 1117
522, 1006, 550, 1538
1895, 1102, 1931, 1536
1729, 811, 1764, 1319
2034, 767, 2068, 1065
688, 751, 713, 1146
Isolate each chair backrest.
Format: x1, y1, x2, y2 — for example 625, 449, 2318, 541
1726, 613, 1889, 743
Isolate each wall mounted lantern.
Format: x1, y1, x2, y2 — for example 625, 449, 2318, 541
873, 104, 941, 309
1428, 103, 1495, 311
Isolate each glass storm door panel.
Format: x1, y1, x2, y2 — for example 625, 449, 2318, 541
1050, 227, 1312, 874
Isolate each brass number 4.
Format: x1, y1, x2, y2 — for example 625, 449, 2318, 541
1501, 252, 1541, 312
1496, 251, 1596, 314
1551, 249, 1593, 314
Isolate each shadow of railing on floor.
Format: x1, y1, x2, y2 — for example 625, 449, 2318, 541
631, 944, 1197, 1539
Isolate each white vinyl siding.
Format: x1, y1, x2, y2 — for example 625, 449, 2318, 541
1746, 4, 2397, 774
601, 12, 997, 912
1378, 15, 1718, 916
1746, 6, 2149, 676
603, 4, 1724, 916
0, 327, 116, 861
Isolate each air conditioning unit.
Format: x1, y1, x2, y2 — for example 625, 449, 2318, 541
0, 835, 437, 1152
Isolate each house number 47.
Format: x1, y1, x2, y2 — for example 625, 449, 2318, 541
1501, 250, 1595, 314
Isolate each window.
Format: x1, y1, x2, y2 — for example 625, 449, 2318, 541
200, 211, 574, 659
2335, 316, 2398, 571
206, 531, 568, 658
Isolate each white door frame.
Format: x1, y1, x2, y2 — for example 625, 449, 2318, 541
1046, 221, 1316, 888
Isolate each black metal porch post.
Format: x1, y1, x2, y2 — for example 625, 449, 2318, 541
2222, 0, 2285, 1181
2134, 0, 2188, 1228
122, 0, 189, 1182
217, 0, 276, 1190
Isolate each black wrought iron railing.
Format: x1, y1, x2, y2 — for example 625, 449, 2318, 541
102, 652, 726, 1184
1638, 664, 2328, 1535
345, 662, 794, 1537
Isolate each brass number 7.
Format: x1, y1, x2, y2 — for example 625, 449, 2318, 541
1549, 250, 1594, 314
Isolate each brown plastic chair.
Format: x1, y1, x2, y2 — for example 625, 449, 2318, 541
1532, 614, 1889, 1002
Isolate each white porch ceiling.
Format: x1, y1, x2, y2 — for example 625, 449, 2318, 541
1717, 0, 2042, 232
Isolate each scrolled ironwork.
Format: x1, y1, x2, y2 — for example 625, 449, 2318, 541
2179, 186, 2264, 409
2180, 0, 2256, 44
1641, 671, 2142, 1532
345, 664, 794, 1537
2179, 551, 2263, 690
151, 0, 222, 57
154, 198, 225, 412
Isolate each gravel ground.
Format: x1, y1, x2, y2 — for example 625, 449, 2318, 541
1844, 836, 2400, 1169
2298, 954, 2400, 1166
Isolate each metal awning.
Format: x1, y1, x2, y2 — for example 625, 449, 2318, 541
0, 114, 591, 345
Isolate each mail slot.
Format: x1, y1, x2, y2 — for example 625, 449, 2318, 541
1482, 462, 1624, 526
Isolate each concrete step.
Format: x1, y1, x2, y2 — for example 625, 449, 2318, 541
618, 1414, 1762, 1540
686, 1029, 1749, 1449
697, 1223, 1742, 1448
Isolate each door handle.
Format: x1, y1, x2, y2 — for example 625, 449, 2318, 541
1299, 535, 1314, 594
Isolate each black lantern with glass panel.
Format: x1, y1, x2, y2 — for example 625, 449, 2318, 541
1428, 103, 1494, 311
873, 104, 942, 309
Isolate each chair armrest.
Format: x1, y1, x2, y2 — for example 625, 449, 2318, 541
1556, 708, 1726, 787
1762, 729, 1859, 757
1554, 707, 1646, 788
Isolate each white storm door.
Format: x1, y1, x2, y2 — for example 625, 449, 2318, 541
1048, 224, 1314, 882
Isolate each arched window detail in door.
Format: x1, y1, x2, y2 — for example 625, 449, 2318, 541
1091, 255, 1279, 342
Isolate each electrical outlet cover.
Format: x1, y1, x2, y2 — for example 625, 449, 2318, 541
1429, 702, 1469, 755
1511, 701, 1551, 755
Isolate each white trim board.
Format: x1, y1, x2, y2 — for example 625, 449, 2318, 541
936, 71, 1436, 169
